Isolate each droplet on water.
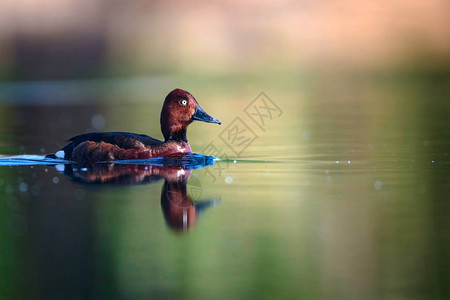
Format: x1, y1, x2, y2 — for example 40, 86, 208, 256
225, 176, 233, 184
302, 131, 311, 141
18, 183, 28, 193
374, 180, 383, 190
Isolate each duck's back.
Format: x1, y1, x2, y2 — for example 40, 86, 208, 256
67, 132, 163, 149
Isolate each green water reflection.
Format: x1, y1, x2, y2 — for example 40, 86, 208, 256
0, 72, 449, 299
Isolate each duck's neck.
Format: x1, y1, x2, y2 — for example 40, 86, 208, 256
150, 128, 192, 157
165, 128, 188, 143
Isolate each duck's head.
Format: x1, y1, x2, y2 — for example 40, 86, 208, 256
160, 89, 221, 141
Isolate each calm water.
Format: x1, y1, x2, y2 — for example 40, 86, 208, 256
0, 73, 449, 299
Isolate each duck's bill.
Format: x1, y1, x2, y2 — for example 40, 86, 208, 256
192, 106, 221, 125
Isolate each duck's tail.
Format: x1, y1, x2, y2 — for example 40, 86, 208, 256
45, 150, 65, 159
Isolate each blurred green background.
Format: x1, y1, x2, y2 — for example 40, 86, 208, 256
0, 1, 449, 299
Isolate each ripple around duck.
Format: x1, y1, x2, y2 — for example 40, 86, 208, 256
0, 153, 217, 169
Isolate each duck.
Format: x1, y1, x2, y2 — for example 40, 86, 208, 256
46, 89, 221, 162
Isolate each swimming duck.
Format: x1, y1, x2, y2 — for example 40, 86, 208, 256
46, 89, 221, 162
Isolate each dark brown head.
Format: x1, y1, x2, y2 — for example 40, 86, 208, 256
160, 89, 221, 141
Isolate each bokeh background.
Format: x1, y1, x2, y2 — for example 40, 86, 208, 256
1, 0, 450, 78
0, 0, 449, 154
0, 1, 449, 299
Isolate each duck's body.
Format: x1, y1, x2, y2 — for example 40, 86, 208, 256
57, 132, 191, 162
46, 89, 220, 162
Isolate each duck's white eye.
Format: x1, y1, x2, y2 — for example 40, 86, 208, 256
180, 99, 188, 106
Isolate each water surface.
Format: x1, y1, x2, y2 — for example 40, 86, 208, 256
0, 73, 449, 299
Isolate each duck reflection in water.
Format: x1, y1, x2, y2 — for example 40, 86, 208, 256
58, 161, 220, 232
